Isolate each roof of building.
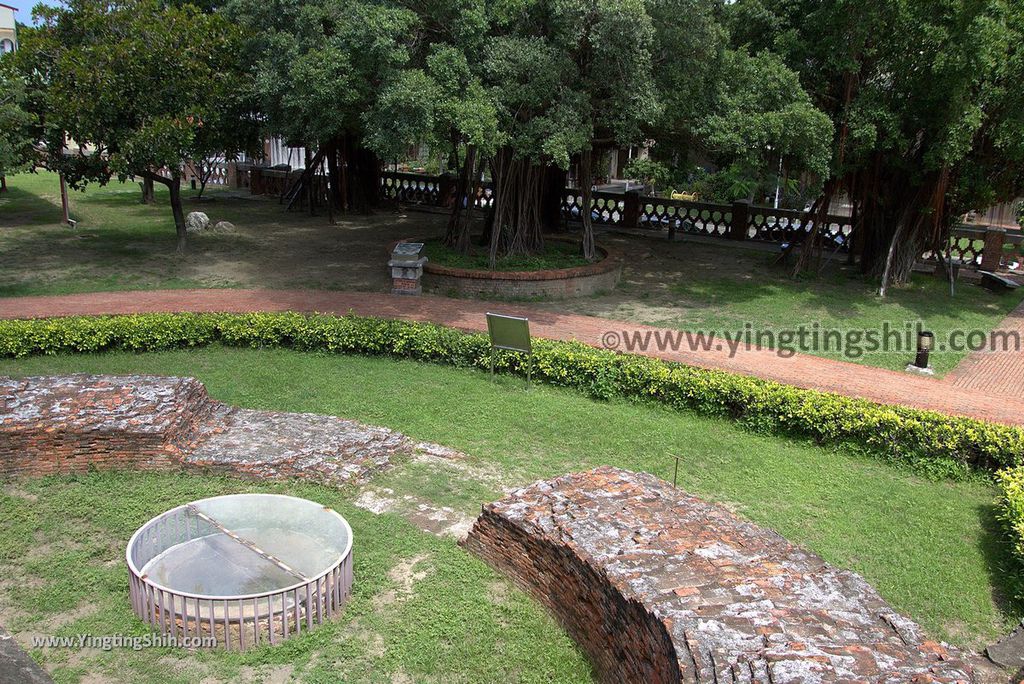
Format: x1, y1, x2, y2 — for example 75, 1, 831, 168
0, 3, 18, 11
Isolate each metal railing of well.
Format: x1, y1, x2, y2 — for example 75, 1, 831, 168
126, 502, 353, 650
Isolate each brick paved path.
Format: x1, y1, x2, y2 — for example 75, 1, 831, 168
946, 301, 1024, 401
2, 288, 1023, 426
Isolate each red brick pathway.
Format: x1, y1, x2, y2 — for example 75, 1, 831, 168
946, 302, 1024, 401
2, 288, 1023, 426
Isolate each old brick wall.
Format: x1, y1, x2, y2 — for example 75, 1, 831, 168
463, 466, 978, 684
0, 375, 216, 479
464, 506, 681, 683
1, 375, 406, 486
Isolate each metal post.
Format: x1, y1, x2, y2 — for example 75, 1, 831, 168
59, 173, 71, 226
673, 457, 679, 488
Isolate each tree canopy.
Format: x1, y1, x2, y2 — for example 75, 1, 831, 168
16, 0, 259, 250
0, 67, 37, 186
726, 0, 1024, 285
7, 0, 1021, 284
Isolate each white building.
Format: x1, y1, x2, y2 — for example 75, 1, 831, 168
0, 3, 17, 55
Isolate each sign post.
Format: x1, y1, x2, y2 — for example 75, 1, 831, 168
485, 313, 532, 387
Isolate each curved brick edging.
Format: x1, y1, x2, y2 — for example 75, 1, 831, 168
462, 467, 979, 684
394, 237, 623, 298
464, 500, 681, 682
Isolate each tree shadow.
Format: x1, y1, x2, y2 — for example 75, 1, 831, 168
657, 239, 1023, 325
0, 185, 63, 226
976, 501, 1024, 630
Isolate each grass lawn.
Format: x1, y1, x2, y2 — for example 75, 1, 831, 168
423, 238, 590, 271
2, 171, 1022, 375
0, 171, 446, 297
553, 237, 1024, 375
0, 348, 1019, 684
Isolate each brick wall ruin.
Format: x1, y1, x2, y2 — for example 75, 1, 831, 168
0, 375, 403, 485
1, 375, 215, 479
463, 466, 978, 684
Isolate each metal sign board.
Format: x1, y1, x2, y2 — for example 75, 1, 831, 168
486, 313, 531, 353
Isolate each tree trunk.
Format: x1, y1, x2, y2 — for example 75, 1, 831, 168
580, 148, 596, 261
541, 165, 567, 232
305, 148, 315, 215
856, 165, 944, 287
326, 139, 343, 212
140, 175, 155, 204
160, 172, 188, 253
488, 147, 546, 266
1, 176, 7, 193
344, 136, 381, 214
444, 144, 478, 253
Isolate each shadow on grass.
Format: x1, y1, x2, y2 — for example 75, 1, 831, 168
670, 262, 1021, 327
978, 501, 1024, 636
0, 185, 62, 226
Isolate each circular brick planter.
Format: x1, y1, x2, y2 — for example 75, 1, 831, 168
395, 238, 622, 299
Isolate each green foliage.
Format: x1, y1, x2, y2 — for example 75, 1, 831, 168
996, 466, 1024, 599
226, 0, 417, 149
483, 0, 661, 168
3, 312, 1022, 480
0, 67, 36, 178
726, 0, 1024, 278
22, 0, 258, 188
622, 158, 674, 193
364, 44, 499, 160
998, 467, 1024, 559
696, 49, 833, 181
644, 1, 830, 204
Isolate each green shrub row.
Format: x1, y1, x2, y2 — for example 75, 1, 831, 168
2, 311, 1023, 483
999, 466, 1024, 557
998, 467, 1024, 582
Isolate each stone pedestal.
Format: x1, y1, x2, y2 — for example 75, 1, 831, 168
389, 257, 428, 295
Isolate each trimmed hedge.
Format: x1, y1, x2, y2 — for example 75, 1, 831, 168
997, 467, 1024, 592
2, 311, 1023, 482
999, 467, 1024, 556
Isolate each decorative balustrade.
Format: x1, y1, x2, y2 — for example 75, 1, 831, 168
637, 198, 732, 238
381, 171, 446, 206
375, 172, 1022, 272
564, 188, 853, 248
940, 225, 1022, 271
562, 190, 625, 225
204, 163, 229, 186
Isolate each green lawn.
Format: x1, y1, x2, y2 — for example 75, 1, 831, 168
0, 171, 444, 297
555, 241, 1024, 375
0, 347, 1018, 684
423, 238, 590, 271
2, 171, 1022, 376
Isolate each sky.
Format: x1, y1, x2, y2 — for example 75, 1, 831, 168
6, 0, 55, 24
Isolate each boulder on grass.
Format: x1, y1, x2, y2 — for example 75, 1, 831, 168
211, 220, 235, 233
185, 211, 210, 233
